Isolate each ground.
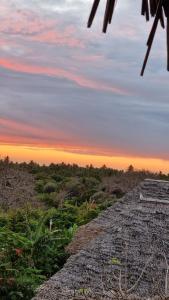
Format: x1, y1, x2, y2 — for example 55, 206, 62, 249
0, 166, 41, 209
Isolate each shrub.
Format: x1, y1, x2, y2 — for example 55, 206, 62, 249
90, 191, 108, 204
43, 182, 57, 193
35, 180, 44, 193
0, 210, 72, 299
81, 177, 100, 188
38, 193, 55, 207
76, 202, 100, 225
0, 227, 45, 299
78, 188, 98, 205
51, 174, 63, 182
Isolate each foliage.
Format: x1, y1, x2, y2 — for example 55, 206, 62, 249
111, 257, 121, 265
35, 180, 44, 193
43, 182, 57, 193
1, 157, 169, 299
0, 210, 73, 299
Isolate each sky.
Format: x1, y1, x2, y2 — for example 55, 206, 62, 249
0, 0, 169, 173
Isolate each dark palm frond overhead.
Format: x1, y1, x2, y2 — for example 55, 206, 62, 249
87, 0, 169, 75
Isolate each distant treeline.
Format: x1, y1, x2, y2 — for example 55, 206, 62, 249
0, 155, 168, 180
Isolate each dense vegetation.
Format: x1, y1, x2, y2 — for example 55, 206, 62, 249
0, 157, 169, 299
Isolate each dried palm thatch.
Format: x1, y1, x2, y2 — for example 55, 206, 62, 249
87, 0, 169, 75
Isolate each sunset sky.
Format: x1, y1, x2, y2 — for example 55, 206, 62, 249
0, 0, 169, 173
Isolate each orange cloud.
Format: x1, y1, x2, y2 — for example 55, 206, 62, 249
0, 117, 71, 148
0, 117, 60, 137
0, 117, 99, 153
0, 58, 128, 95
0, 117, 130, 158
1, 117, 169, 163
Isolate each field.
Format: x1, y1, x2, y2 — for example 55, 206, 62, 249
0, 157, 168, 299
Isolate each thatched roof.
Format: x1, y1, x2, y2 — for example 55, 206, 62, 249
87, 0, 169, 75
33, 179, 169, 299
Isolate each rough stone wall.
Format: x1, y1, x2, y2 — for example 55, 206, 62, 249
33, 179, 169, 300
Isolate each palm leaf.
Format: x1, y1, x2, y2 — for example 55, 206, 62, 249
88, 0, 169, 75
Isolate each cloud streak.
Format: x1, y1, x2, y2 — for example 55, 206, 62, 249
0, 58, 127, 95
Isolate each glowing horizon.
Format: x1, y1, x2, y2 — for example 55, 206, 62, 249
0, 144, 169, 174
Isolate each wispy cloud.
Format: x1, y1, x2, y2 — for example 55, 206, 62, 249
0, 58, 127, 94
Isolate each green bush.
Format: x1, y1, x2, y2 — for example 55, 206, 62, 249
0, 227, 45, 299
76, 202, 100, 225
38, 193, 55, 206
51, 174, 63, 182
0, 210, 73, 299
81, 176, 100, 188
51, 204, 78, 229
35, 180, 44, 193
43, 182, 57, 193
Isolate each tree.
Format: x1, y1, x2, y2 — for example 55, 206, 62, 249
127, 165, 134, 173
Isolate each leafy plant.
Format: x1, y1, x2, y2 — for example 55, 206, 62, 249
0, 210, 72, 299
